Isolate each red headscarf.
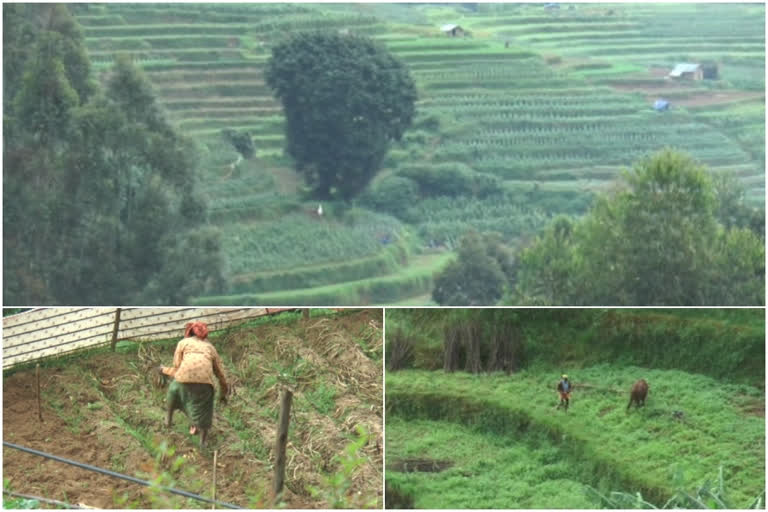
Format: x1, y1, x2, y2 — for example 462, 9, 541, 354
184, 321, 209, 340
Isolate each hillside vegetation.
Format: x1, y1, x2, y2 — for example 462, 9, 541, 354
385, 309, 764, 508
63, 3, 763, 305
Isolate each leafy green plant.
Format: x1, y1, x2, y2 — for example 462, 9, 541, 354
305, 383, 337, 415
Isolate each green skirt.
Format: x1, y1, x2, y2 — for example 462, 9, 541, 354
167, 380, 215, 430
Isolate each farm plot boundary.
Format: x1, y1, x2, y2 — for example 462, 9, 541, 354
2, 307, 294, 369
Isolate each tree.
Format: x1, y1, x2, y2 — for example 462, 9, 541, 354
512, 149, 764, 306
265, 32, 417, 199
433, 231, 514, 306
3, 8, 223, 305
515, 216, 579, 305
711, 171, 764, 238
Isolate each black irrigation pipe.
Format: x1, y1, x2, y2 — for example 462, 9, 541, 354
3, 490, 83, 509
3, 442, 242, 509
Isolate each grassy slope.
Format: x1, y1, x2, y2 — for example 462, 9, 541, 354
385, 309, 764, 508
386, 308, 765, 384
386, 367, 764, 508
387, 417, 599, 509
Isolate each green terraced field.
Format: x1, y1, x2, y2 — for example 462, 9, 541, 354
387, 368, 765, 509
73, 3, 764, 304
385, 309, 765, 508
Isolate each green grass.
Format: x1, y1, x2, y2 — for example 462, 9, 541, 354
387, 417, 600, 509
387, 367, 764, 508
192, 252, 453, 306
227, 241, 409, 294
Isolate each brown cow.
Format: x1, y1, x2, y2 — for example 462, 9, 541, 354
627, 379, 649, 411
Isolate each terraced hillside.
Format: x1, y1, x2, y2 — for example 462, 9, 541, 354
72, 4, 764, 305
385, 309, 765, 509
388, 3, 764, 202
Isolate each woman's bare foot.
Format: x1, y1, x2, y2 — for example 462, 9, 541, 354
190, 425, 198, 435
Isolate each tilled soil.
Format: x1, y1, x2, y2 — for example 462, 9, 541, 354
3, 309, 383, 509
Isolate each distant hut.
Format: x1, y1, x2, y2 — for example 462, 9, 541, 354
440, 24, 465, 37
669, 63, 703, 81
653, 99, 670, 112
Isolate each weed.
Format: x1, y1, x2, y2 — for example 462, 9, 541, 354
309, 426, 378, 508
588, 466, 766, 509
305, 384, 337, 415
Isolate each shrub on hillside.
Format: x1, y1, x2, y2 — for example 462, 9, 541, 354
397, 163, 502, 198
513, 149, 765, 306
362, 175, 419, 218
221, 128, 255, 159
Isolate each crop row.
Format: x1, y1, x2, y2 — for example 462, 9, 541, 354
385, 40, 491, 53
247, 13, 381, 34
417, 88, 620, 104
498, 22, 642, 35
147, 69, 264, 84
412, 68, 558, 82
462, 117, 710, 135
83, 23, 252, 38
227, 241, 409, 294
462, 152, 748, 179
191, 252, 452, 307
171, 107, 280, 120
419, 94, 635, 108
397, 50, 537, 64
406, 198, 552, 245
153, 83, 271, 98
88, 48, 246, 63
218, 211, 405, 274
420, 78, 573, 92
430, 106, 644, 119
584, 43, 765, 57
521, 32, 765, 45
457, 132, 729, 149
85, 36, 244, 52
161, 97, 277, 110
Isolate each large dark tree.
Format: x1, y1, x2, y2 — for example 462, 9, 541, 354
265, 32, 417, 199
3, 5, 223, 305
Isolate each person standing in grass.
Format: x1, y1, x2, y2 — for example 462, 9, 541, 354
159, 321, 229, 447
557, 374, 572, 412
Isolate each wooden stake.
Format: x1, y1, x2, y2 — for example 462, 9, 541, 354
110, 308, 122, 352
36, 363, 43, 422
273, 388, 293, 500
211, 450, 218, 509
302, 308, 310, 321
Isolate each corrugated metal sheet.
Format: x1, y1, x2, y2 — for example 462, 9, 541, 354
669, 63, 701, 77
2, 307, 295, 369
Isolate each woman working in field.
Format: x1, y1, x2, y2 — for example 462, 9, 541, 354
159, 321, 229, 447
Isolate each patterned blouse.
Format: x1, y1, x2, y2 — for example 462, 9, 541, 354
162, 336, 229, 394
